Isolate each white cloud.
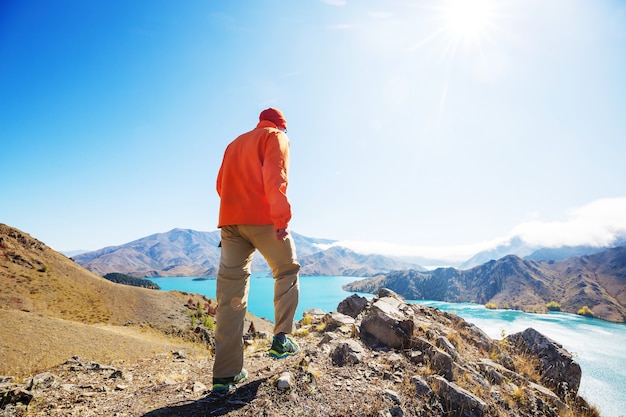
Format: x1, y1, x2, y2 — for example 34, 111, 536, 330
315, 238, 506, 262
511, 197, 626, 248
315, 197, 626, 262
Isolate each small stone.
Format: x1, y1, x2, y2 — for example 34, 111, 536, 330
384, 388, 402, 405
173, 350, 187, 360
277, 372, 292, 390
29, 372, 58, 390
193, 381, 207, 393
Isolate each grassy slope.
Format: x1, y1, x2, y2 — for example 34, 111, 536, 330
0, 224, 208, 377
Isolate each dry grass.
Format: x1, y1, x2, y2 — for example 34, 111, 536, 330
0, 225, 212, 377
0, 309, 208, 377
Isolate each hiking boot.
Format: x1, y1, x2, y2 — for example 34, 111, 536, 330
269, 335, 300, 359
212, 368, 248, 392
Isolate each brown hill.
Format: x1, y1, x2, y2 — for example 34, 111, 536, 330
72, 228, 425, 278
344, 249, 626, 322
0, 224, 270, 376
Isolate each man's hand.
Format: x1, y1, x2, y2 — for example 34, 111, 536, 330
275, 228, 288, 240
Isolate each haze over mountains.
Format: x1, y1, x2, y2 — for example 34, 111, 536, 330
72, 227, 626, 277
72, 228, 422, 278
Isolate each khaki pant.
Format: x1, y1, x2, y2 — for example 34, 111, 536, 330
212, 224, 300, 378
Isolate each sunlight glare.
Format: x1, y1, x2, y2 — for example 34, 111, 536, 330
442, 0, 496, 46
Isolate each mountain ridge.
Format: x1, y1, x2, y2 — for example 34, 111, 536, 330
344, 247, 626, 322
73, 228, 425, 277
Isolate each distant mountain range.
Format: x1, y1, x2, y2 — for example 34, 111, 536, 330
73, 228, 626, 280
458, 236, 626, 269
73, 228, 424, 278
344, 246, 626, 323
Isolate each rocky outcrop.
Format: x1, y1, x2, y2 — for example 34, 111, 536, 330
0, 290, 599, 417
306, 288, 597, 417
505, 327, 581, 398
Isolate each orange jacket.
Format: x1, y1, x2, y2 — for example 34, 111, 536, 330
216, 120, 292, 229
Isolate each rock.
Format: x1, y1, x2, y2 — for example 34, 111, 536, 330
303, 308, 325, 320
172, 350, 187, 360
377, 288, 405, 302
277, 372, 292, 390
0, 388, 33, 409
453, 320, 493, 353
410, 375, 433, 397
28, 372, 58, 390
506, 327, 581, 398
331, 339, 365, 366
337, 294, 369, 318
429, 375, 486, 417
323, 311, 355, 331
384, 388, 402, 404
410, 337, 453, 381
192, 381, 207, 393
360, 297, 415, 349
435, 336, 460, 361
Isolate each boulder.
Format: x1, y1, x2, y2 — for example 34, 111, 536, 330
331, 339, 365, 366
360, 297, 414, 349
410, 375, 433, 398
410, 337, 453, 381
28, 372, 58, 391
337, 294, 369, 318
505, 327, 581, 398
323, 311, 355, 331
428, 375, 486, 417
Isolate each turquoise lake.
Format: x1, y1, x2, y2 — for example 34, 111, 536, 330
149, 274, 626, 417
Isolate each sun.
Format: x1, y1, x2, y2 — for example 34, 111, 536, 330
438, 0, 498, 56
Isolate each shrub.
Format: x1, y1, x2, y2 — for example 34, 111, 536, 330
485, 303, 497, 309
546, 301, 561, 311
203, 315, 216, 330
577, 306, 594, 317
301, 314, 313, 326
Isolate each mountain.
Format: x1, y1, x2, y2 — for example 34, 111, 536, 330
458, 236, 626, 269
299, 246, 426, 276
73, 228, 223, 277
73, 228, 424, 277
344, 246, 626, 322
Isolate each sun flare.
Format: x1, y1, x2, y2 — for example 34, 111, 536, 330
439, 0, 498, 54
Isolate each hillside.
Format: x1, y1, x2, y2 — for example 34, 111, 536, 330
2, 288, 600, 417
0, 224, 270, 376
345, 247, 626, 322
0, 224, 603, 416
73, 228, 424, 277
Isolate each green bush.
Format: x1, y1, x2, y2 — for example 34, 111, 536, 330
203, 315, 216, 330
103, 272, 160, 289
485, 303, 497, 309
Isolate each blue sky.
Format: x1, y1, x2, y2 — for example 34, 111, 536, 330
2, 0, 626, 261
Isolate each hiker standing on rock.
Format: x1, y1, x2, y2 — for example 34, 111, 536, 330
212, 107, 301, 392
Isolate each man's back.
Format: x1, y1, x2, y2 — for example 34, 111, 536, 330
217, 120, 292, 230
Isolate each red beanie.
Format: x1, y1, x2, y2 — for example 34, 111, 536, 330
259, 108, 287, 130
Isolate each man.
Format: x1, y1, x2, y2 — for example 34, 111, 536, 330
212, 107, 301, 392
